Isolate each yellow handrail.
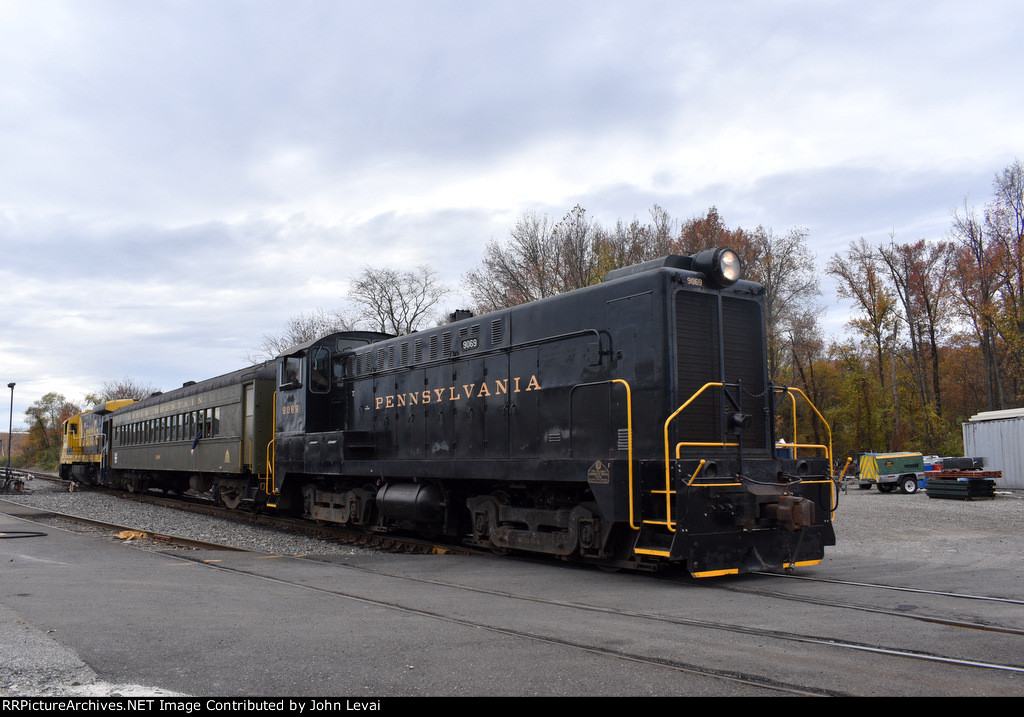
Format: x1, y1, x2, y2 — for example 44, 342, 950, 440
609, 379, 639, 532
646, 382, 837, 544
675, 449, 743, 487
661, 382, 723, 532
786, 390, 798, 458
836, 457, 853, 481
262, 391, 279, 497
774, 386, 834, 468
786, 441, 830, 455
264, 437, 276, 496
774, 386, 837, 519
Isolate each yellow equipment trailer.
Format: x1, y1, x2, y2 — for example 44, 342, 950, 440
857, 452, 926, 494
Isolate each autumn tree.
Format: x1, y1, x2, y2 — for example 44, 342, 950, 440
349, 265, 450, 336
987, 159, 1024, 399
88, 377, 160, 404
877, 236, 954, 447
552, 205, 600, 292
781, 306, 830, 449
465, 204, 760, 313
950, 200, 1005, 411
675, 206, 756, 258
592, 205, 678, 278
22, 393, 80, 468
247, 265, 447, 362
827, 238, 898, 389
746, 225, 820, 381
465, 211, 555, 311
828, 339, 894, 455
464, 206, 602, 312
247, 308, 354, 363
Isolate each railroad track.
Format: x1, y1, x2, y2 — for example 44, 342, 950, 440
167, 547, 840, 696
14, 468, 472, 557
668, 570, 1024, 645
6, 469, 1022, 695
159, 541, 1024, 696
4, 505, 248, 552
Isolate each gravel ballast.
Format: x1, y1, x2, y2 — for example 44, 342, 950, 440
1, 476, 365, 556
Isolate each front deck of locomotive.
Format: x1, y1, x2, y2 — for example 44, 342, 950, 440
622, 249, 836, 577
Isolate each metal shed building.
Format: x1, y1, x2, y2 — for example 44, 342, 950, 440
962, 408, 1024, 490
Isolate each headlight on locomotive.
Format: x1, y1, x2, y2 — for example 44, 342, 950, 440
692, 247, 743, 287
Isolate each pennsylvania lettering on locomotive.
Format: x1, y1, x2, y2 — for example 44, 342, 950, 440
374, 374, 541, 411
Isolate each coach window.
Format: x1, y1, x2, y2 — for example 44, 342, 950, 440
310, 347, 330, 393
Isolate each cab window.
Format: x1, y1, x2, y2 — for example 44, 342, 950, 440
310, 347, 330, 393
281, 356, 303, 389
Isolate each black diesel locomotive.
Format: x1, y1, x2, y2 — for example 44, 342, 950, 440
63, 248, 837, 576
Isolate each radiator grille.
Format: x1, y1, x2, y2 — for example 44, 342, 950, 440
674, 291, 767, 451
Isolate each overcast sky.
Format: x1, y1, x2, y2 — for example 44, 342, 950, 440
1, 0, 1021, 428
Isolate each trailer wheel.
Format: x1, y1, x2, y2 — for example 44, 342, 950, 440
878, 484, 895, 493
899, 476, 918, 494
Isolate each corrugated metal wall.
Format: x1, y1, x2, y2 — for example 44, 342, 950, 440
962, 409, 1024, 490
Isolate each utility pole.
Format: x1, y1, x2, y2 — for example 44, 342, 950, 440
3, 382, 14, 492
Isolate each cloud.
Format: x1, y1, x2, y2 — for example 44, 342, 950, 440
0, 0, 1021, 423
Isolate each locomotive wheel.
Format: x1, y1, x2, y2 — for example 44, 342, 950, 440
218, 488, 242, 509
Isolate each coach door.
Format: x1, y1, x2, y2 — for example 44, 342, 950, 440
242, 382, 256, 471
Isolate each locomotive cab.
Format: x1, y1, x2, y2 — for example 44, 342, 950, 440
271, 331, 393, 501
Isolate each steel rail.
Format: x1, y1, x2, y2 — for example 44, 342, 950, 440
752, 570, 1024, 606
